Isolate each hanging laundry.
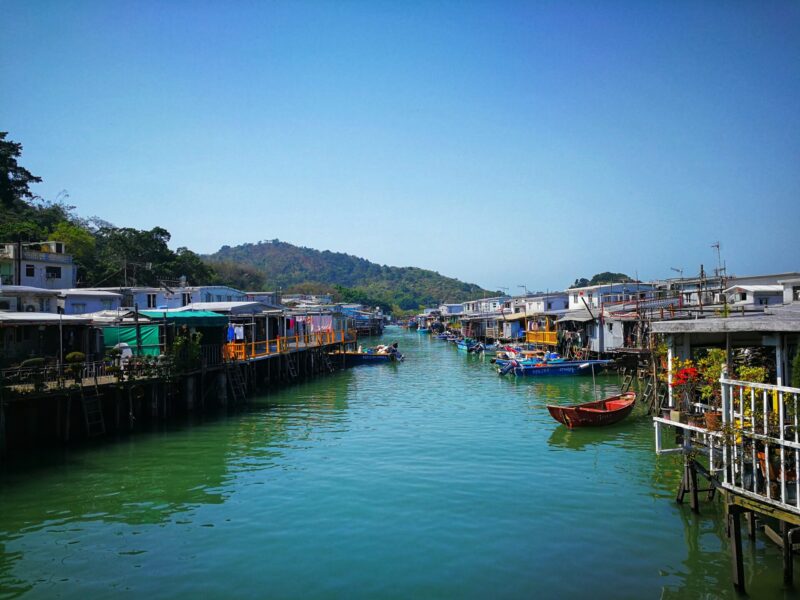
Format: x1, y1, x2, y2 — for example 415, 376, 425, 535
227, 324, 235, 342
234, 325, 245, 340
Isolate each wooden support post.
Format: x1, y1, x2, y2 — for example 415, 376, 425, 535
0, 397, 6, 458
676, 465, 687, 504
688, 458, 700, 514
64, 393, 72, 442
729, 505, 745, 592
746, 511, 757, 540
782, 520, 793, 585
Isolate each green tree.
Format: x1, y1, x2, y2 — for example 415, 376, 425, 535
51, 220, 96, 282
0, 132, 41, 209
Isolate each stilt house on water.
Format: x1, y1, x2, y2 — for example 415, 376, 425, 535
651, 281, 800, 591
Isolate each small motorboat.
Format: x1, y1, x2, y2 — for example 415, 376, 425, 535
335, 343, 404, 366
546, 392, 636, 428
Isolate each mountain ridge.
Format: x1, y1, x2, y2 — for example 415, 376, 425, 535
204, 239, 498, 311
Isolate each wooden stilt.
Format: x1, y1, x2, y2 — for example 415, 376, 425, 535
64, 393, 72, 442
0, 397, 6, 458
688, 459, 700, 514
782, 520, 793, 585
746, 511, 757, 540
729, 506, 745, 592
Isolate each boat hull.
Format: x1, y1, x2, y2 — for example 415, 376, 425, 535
339, 352, 400, 367
496, 359, 612, 376
546, 392, 636, 428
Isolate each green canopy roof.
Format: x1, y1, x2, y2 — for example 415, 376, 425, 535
140, 310, 228, 327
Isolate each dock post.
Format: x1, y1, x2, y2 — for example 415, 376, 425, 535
688, 458, 700, 514
728, 505, 745, 592
218, 372, 228, 408
185, 376, 195, 411
781, 520, 793, 585
0, 397, 6, 459
746, 511, 757, 540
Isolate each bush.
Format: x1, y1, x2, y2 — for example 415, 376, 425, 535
20, 358, 45, 368
65, 352, 86, 363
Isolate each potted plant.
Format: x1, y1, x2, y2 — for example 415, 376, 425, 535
697, 349, 726, 431
670, 359, 700, 424
65, 351, 86, 385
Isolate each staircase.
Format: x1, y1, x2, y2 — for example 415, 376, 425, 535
322, 353, 335, 373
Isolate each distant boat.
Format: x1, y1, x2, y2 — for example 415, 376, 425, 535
546, 392, 636, 428
418, 327, 430, 333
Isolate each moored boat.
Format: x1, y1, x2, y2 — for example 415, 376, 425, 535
546, 392, 636, 428
497, 358, 613, 376
334, 343, 404, 367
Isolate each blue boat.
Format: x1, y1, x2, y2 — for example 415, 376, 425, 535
456, 338, 479, 352
497, 359, 613, 377
418, 328, 430, 333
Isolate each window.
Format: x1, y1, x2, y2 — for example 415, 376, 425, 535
45, 266, 61, 279
101, 299, 113, 310
182, 293, 191, 306
72, 303, 86, 314
547, 302, 552, 310
739, 292, 747, 302
758, 297, 768, 306
572, 293, 578, 303
794, 286, 800, 302
25, 264, 35, 277
147, 293, 157, 308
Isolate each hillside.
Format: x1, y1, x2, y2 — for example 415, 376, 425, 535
205, 240, 496, 311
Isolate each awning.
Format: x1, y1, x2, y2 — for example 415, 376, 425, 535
140, 310, 228, 327
556, 310, 595, 323
501, 312, 528, 321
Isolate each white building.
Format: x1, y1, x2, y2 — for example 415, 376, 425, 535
524, 293, 569, 315
725, 284, 783, 309
567, 283, 657, 311
59, 289, 123, 315
0, 241, 77, 289
461, 296, 509, 315
86, 285, 248, 309
0, 285, 60, 313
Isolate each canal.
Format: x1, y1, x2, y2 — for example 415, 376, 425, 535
0, 330, 793, 598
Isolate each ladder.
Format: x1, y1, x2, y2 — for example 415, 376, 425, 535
226, 361, 247, 404
322, 352, 335, 373
621, 368, 634, 393
287, 354, 298, 378
81, 390, 106, 437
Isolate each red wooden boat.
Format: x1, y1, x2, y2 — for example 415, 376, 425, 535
546, 392, 636, 429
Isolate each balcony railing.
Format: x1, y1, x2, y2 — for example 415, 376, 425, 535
525, 331, 557, 345
223, 329, 357, 361
655, 377, 800, 516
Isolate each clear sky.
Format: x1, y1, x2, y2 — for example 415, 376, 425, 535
2, 1, 799, 291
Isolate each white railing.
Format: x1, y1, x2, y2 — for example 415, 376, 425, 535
655, 377, 800, 516
721, 378, 800, 514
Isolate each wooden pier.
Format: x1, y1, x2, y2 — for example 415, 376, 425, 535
0, 330, 358, 459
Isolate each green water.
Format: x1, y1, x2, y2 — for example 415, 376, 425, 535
0, 330, 795, 598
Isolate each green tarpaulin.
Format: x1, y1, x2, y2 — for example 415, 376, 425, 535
102, 325, 161, 356
139, 310, 228, 327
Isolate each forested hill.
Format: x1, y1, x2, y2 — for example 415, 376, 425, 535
205, 240, 497, 311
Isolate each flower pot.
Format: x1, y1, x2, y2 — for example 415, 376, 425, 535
669, 409, 683, 423
704, 410, 722, 431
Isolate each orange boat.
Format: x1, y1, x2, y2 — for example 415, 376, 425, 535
546, 392, 636, 429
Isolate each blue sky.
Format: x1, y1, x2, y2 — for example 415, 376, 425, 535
2, 1, 799, 291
